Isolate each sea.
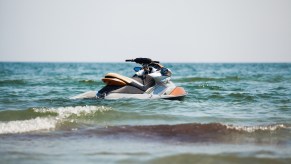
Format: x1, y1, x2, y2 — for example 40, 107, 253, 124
0, 62, 291, 164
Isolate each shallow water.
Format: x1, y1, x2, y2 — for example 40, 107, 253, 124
0, 62, 291, 163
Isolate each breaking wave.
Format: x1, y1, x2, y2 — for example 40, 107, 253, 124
226, 124, 287, 132
82, 123, 290, 143
0, 106, 112, 134
0, 105, 289, 142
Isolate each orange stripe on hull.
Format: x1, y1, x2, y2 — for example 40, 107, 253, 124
170, 87, 186, 96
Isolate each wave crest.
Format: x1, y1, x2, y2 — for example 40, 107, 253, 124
226, 124, 286, 132
0, 117, 56, 134
0, 106, 112, 134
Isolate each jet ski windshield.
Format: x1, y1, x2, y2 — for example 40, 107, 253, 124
133, 67, 142, 72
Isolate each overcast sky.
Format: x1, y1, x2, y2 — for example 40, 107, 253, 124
0, 0, 290, 62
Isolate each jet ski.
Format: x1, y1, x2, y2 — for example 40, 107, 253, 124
71, 58, 186, 100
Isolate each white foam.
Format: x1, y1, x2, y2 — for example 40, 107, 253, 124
0, 117, 56, 134
0, 106, 112, 134
33, 105, 111, 119
226, 124, 286, 132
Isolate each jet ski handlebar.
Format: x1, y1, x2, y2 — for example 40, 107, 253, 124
126, 58, 159, 65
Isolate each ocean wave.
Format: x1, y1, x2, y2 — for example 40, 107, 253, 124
83, 123, 290, 143
227, 92, 256, 101
0, 106, 112, 134
226, 124, 287, 133
0, 79, 26, 85
0, 117, 56, 134
1, 119, 290, 144
33, 105, 111, 118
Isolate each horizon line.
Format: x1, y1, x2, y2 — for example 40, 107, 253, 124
1, 60, 291, 64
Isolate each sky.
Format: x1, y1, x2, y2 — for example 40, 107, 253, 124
0, 0, 291, 63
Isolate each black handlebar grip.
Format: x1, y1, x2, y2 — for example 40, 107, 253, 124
126, 58, 159, 64
134, 58, 152, 64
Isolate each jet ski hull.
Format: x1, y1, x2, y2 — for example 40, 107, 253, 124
70, 87, 187, 100
103, 89, 186, 100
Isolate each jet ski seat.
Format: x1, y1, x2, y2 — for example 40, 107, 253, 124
100, 72, 156, 95
104, 73, 144, 87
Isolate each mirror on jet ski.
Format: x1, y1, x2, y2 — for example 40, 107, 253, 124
133, 67, 142, 72
161, 67, 172, 77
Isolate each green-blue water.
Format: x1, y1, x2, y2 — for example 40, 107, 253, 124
0, 62, 291, 164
